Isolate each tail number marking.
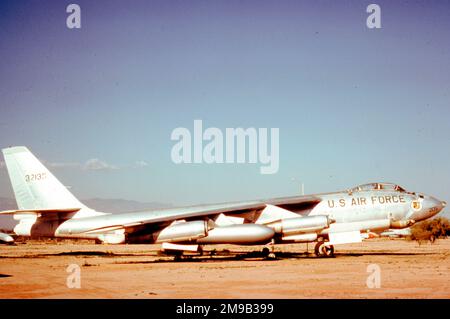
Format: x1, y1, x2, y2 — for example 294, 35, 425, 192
25, 173, 47, 182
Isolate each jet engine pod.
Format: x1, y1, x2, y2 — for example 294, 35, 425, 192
97, 232, 126, 244
282, 233, 318, 243
196, 224, 275, 245
268, 215, 331, 236
156, 220, 210, 243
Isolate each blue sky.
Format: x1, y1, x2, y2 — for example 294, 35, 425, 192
0, 0, 449, 207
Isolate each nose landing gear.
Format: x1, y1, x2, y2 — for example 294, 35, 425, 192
314, 241, 335, 257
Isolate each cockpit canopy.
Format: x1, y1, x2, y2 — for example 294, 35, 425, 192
350, 182, 406, 193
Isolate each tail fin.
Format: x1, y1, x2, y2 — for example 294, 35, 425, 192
2, 146, 87, 211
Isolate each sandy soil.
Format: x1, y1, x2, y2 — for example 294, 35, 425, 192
0, 238, 449, 298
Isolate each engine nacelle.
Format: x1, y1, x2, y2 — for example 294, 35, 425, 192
281, 233, 318, 243
156, 220, 210, 243
197, 224, 275, 245
97, 231, 126, 244
267, 215, 331, 236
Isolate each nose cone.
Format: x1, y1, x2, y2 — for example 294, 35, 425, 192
421, 196, 446, 219
409, 195, 446, 222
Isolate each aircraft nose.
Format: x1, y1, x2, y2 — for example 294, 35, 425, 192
411, 196, 445, 221
427, 196, 445, 216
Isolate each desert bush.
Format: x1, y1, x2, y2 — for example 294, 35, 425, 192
410, 216, 450, 243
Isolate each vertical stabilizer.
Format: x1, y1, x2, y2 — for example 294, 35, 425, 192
2, 146, 88, 212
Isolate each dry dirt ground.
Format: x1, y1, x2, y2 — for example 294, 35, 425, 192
0, 238, 449, 298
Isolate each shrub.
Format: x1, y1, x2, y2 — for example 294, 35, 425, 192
410, 216, 450, 243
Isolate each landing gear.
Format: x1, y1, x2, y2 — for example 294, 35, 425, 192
173, 251, 184, 261
262, 240, 277, 259
166, 245, 204, 261
267, 252, 276, 259
314, 241, 335, 258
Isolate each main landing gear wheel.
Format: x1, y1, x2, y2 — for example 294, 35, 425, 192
172, 251, 184, 261
262, 241, 277, 259
314, 241, 335, 258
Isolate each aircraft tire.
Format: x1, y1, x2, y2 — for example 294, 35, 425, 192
261, 247, 270, 257
266, 252, 276, 259
314, 241, 335, 257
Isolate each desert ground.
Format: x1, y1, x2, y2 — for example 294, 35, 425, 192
0, 238, 449, 298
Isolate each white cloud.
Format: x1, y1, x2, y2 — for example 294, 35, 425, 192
47, 162, 81, 168
83, 158, 119, 171
39, 159, 81, 169
135, 160, 149, 168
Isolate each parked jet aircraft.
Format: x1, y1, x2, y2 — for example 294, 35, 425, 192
0, 146, 446, 257
361, 228, 412, 239
379, 228, 412, 238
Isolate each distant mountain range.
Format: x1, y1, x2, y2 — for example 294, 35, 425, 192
0, 197, 172, 231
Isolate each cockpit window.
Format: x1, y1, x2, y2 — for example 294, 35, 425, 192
358, 183, 378, 191
351, 183, 406, 192
379, 183, 396, 190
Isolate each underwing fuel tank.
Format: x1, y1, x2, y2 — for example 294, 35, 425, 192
156, 220, 211, 243
196, 224, 275, 245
